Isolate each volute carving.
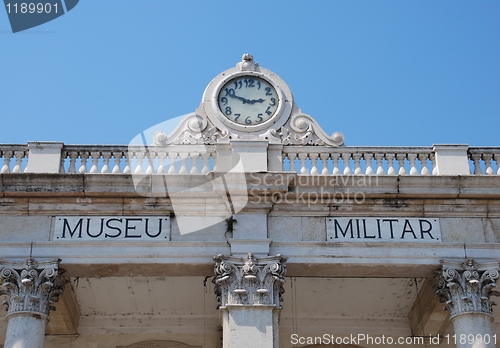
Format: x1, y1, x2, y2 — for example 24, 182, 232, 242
279, 112, 344, 146
0, 257, 63, 319
153, 112, 227, 146
434, 259, 500, 318
213, 253, 287, 308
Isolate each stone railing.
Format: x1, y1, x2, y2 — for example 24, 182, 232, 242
468, 147, 500, 175
61, 144, 215, 174
0, 143, 499, 176
283, 146, 436, 175
0, 144, 29, 174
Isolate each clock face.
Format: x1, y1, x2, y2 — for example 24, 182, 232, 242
217, 76, 279, 126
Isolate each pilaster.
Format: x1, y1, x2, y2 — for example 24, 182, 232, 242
0, 257, 63, 348
213, 253, 287, 348
434, 259, 499, 348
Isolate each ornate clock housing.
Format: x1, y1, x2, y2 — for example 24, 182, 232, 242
217, 75, 279, 126
202, 54, 293, 137
153, 54, 344, 148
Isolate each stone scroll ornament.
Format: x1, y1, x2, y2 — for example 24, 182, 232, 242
213, 253, 287, 308
153, 112, 227, 146
434, 259, 500, 318
0, 257, 64, 319
279, 112, 344, 146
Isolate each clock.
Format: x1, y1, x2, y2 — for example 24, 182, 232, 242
217, 75, 279, 126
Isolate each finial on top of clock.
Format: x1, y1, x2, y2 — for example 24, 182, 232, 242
238, 53, 260, 72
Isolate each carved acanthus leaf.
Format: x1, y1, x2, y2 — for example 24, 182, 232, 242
434, 259, 500, 318
213, 253, 287, 308
0, 257, 63, 318
279, 113, 344, 146
153, 113, 226, 146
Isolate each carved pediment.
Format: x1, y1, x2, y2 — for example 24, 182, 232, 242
153, 110, 344, 147
279, 112, 344, 146
117, 340, 200, 348
153, 112, 227, 146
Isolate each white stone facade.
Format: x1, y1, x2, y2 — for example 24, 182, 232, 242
1, 55, 500, 348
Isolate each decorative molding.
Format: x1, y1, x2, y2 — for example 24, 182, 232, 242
213, 253, 287, 308
152, 110, 345, 147
153, 112, 227, 146
434, 259, 500, 318
280, 112, 344, 146
0, 257, 63, 319
117, 340, 200, 348
237, 53, 260, 72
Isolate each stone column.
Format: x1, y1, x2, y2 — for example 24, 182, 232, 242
0, 258, 63, 348
213, 253, 287, 348
435, 259, 499, 348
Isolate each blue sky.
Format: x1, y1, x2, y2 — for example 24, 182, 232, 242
1, 1, 499, 146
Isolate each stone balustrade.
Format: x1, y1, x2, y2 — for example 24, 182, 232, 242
0, 143, 499, 175
283, 146, 436, 175
0, 144, 29, 174
61, 144, 216, 174
468, 147, 500, 175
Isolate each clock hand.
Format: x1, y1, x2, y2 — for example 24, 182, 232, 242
228, 92, 253, 104
248, 98, 265, 104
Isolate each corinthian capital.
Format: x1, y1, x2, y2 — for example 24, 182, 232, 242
213, 253, 287, 308
0, 257, 63, 319
434, 259, 500, 318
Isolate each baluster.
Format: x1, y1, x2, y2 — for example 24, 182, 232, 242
1, 151, 11, 173
134, 151, 144, 174
331, 153, 341, 175
12, 151, 24, 173
112, 151, 122, 174
430, 154, 438, 175
201, 152, 211, 174
342, 153, 352, 175
320, 153, 329, 175
310, 153, 319, 175
123, 153, 132, 174
101, 152, 111, 174
59, 151, 66, 174
68, 151, 78, 174
470, 154, 483, 174
90, 152, 100, 174
483, 154, 494, 175
157, 152, 167, 174
190, 152, 200, 174
375, 154, 385, 175
298, 153, 308, 174
496, 154, 500, 176
408, 154, 418, 175
418, 154, 430, 175
396, 153, 407, 175
364, 153, 374, 175
386, 153, 396, 175
146, 150, 155, 174
178, 152, 188, 174
287, 152, 297, 173
353, 153, 362, 175
168, 152, 178, 174
79, 152, 89, 173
